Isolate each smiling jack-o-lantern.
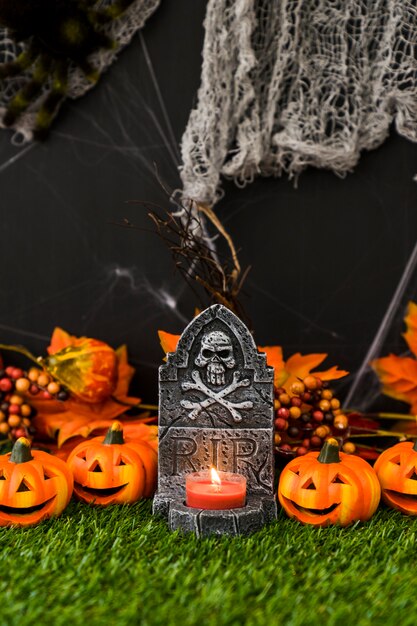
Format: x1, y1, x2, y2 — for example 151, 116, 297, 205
67, 421, 157, 505
374, 440, 417, 514
278, 438, 381, 526
0, 437, 73, 526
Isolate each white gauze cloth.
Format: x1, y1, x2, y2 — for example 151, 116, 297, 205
180, 0, 417, 205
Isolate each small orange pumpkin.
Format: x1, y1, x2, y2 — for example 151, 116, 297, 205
278, 438, 381, 526
374, 440, 417, 514
67, 421, 157, 505
0, 437, 73, 526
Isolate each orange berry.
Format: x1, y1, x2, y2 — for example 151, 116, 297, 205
47, 381, 60, 395
290, 381, 305, 396
9, 394, 24, 406
0, 422, 10, 435
332, 409, 342, 416
303, 375, 319, 391
319, 399, 331, 412
321, 389, 333, 400
274, 433, 282, 445
315, 425, 331, 438
342, 442, 356, 454
28, 368, 41, 382
15, 378, 30, 393
8, 415, 21, 428
20, 404, 32, 417
22, 418, 31, 427
37, 373, 51, 387
278, 393, 290, 406
0, 411, 5, 423
330, 398, 340, 410
274, 399, 281, 410
289, 406, 301, 419
334, 415, 348, 429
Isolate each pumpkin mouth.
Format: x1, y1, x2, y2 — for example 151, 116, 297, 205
75, 483, 128, 497
289, 499, 340, 516
385, 489, 417, 501
0, 496, 56, 516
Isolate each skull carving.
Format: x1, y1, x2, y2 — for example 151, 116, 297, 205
195, 331, 236, 386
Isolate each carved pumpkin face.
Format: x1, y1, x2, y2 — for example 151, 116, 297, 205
278, 438, 381, 526
374, 441, 417, 514
67, 421, 157, 505
0, 437, 73, 526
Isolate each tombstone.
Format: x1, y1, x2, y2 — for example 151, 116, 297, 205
153, 304, 277, 536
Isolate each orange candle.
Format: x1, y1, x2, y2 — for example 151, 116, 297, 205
186, 468, 246, 510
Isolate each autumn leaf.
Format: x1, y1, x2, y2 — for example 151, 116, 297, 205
158, 331, 180, 360
258, 346, 287, 387
371, 302, 417, 413
371, 354, 417, 413
257, 347, 348, 390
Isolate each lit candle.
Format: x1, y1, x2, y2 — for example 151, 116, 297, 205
186, 468, 246, 510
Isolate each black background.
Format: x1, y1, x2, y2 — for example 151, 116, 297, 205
0, 0, 416, 405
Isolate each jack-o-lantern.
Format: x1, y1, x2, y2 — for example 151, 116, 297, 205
67, 421, 157, 505
0, 437, 73, 526
374, 440, 417, 514
278, 438, 381, 526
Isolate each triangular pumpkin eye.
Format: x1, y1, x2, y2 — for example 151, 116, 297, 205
302, 478, 316, 490
77, 451, 87, 461
390, 455, 401, 465
0, 470, 5, 480
89, 461, 103, 473
17, 479, 31, 492
290, 468, 301, 475
117, 457, 127, 466
407, 470, 417, 481
43, 469, 55, 480
331, 474, 348, 485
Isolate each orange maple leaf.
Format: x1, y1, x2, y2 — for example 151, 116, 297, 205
158, 331, 180, 360
372, 302, 417, 413
159, 331, 348, 390
261, 348, 348, 390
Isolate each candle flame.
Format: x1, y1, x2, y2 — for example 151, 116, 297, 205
210, 467, 222, 485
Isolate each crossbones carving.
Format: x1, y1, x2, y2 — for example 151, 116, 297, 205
181, 370, 253, 422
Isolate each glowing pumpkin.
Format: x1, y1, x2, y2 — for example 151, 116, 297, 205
0, 437, 73, 526
67, 421, 157, 505
278, 438, 381, 526
374, 440, 417, 514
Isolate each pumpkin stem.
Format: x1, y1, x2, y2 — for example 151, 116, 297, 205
104, 421, 124, 445
9, 437, 33, 463
317, 438, 341, 464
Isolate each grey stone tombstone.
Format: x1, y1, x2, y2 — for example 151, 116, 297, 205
153, 304, 277, 536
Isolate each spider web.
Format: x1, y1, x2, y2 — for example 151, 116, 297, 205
0, 0, 160, 143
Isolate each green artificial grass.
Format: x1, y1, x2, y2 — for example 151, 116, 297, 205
1, 502, 417, 626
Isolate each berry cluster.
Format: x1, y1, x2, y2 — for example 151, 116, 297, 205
0, 366, 69, 441
274, 375, 355, 457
